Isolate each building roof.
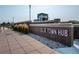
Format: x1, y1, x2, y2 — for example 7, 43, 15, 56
38, 13, 48, 15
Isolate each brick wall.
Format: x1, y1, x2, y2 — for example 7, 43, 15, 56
29, 23, 74, 47
74, 24, 79, 39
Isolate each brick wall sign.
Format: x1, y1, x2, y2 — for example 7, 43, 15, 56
29, 23, 74, 47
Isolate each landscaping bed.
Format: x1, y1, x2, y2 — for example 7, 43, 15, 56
29, 33, 68, 49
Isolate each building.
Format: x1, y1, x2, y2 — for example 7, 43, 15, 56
37, 13, 48, 21
54, 18, 61, 23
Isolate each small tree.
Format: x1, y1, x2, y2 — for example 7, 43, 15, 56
1, 22, 6, 29
7, 22, 11, 29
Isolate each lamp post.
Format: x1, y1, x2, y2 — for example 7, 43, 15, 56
29, 5, 31, 22
11, 17, 14, 29
12, 17, 14, 26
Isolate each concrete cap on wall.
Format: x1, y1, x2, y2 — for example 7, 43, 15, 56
29, 23, 73, 27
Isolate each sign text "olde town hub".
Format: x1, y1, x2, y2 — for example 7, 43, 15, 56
41, 28, 68, 37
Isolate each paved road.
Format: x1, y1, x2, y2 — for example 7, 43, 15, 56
0, 27, 59, 54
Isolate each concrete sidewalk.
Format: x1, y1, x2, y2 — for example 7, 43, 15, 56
0, 28, 59, 54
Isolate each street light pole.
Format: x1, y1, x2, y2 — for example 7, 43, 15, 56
12, 17, 14, 27
29, 5, 31, 22
13, 17, 14, 23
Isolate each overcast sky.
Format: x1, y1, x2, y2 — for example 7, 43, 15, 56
0, 5, 79, 23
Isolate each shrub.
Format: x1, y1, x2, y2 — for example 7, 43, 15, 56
13, 23, 29, 34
